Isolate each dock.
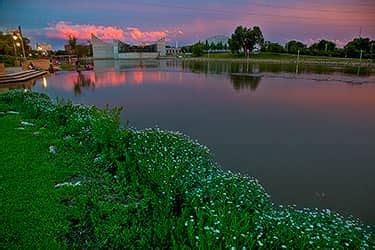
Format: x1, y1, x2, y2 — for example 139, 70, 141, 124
0, 70, 47, 84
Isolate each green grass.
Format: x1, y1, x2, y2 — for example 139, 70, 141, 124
59, 63, 88, 71
0, 114, 75, 248
0, 90, 374, 249
202, 52, 296, 60
59, 63, 75, 71
199, 52, 366, 64
0, 98, 88, 248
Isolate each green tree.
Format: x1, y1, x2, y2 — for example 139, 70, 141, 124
210, 42, 216, 51
204, 40, 209, 51
216, 42, 224, 50
68, 35, 77, 55
286, 40, 306, 54
262, 41, 285, 53
191, 42, 204, 57
0, 31, 32, 57
76, 45, 91, 57
344, 37, 372, 58
0, 32, 14, 55
309, 40, 336, 56
228, 26, 264, 55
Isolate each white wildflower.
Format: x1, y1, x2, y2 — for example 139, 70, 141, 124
49, 146, 57, 154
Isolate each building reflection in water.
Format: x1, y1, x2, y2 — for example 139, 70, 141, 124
133, 70, 144, 84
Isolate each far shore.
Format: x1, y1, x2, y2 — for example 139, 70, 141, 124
180, 55, 374, 69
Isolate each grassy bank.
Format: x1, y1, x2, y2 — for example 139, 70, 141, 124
0, 100, 81, 248
184, 52, 374, 68
0, 90, 374, 248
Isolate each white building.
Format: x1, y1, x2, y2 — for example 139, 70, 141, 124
36, 43, 53, 55
91, 34, 166, 60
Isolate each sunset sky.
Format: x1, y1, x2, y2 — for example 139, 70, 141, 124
1, 0, 374, 49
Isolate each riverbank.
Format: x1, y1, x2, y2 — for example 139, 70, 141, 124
0, 90, 374, 248
182, 52, 374, 69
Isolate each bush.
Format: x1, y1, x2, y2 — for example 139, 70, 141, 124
0, 55, 17, 66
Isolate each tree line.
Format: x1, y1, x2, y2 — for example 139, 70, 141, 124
187, 26, 374, 58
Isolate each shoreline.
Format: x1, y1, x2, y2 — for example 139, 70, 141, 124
180, 56, 374, 68
0, 90, 373, 248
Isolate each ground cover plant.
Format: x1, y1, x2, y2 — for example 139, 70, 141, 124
0, 90, 374, 249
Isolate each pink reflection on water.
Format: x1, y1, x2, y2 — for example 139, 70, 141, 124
132, 71, 144, 84
53, 69, 174, 91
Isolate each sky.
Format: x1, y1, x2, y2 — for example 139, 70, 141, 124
1, 0, 374, 49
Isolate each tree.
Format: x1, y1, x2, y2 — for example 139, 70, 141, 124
262, 41, 285, 53
286, 40, 306, 54
203, 40, 209, 51
76, 44, 91, 57
311, 40, 336, 51
344, 37, 372, 58
0, 33, 14, 55
210, 42, 216, 51
0, 31, 32, 56
216, 42, 224, 50
68, 35, 77, 54
181, 45, 192, 53
309, 40, 336, 56
228, 26, 264, 55
191, 42, 204, 57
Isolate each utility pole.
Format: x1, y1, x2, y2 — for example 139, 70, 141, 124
357, 49, 363, 76
370, 43, 374, 69
296, 49, 300, 74
297, 49, 300, 63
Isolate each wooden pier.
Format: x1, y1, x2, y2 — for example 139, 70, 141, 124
0, 70, 47, 84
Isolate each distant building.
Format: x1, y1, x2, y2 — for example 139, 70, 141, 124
166, 47, 181, 56
91, 34, 166, 59
64, 44, 74, 55
205, 35, 229, 46
36, 43, 52, 55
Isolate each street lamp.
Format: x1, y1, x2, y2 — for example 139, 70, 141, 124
12, 34, 18, 58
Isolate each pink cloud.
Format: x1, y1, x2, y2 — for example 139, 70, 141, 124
125, 27, 166, 42
45, 21, 125, 40
45, 21, 176, 43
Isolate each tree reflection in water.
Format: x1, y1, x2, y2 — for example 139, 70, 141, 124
229, 74, 262, 91
73, 72, 95, 95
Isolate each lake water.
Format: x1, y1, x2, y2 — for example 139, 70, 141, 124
9, 60, 375, 223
